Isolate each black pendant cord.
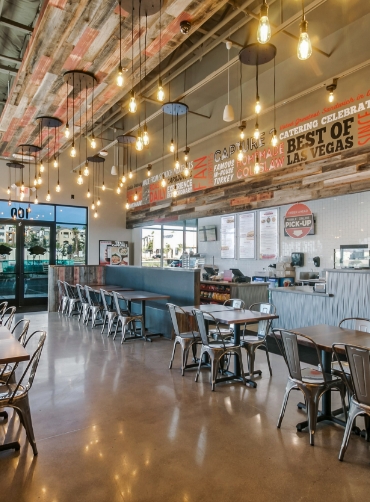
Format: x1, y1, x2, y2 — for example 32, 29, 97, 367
85, 83, 88, 161
119, 0, 122, 67
79, 78, 82, 174
28, 151, 30, 205
185, 108, 188, 151
171, 112, 174, 151
176, 112, 179, 161
162, 111, 165, 170
34, 153, 37, 200
93, 161, 95, 203
273, 55, 276, 131
92, 78, 94, 139
97, 163, 100, 201
118, 141, 120, 182
144, 11, 147, 125
138, 0, 142, 128
66, 79, 69, 129
72, 71, 75, 143
130, 143, 132, 176
47, 126, 50, 192
131, 0, 134, 91
239, 61, 243, 125
256, 60, 259, 102
159, 0, 162, 79
302, 0, 305, 18
123, 146, 125, 178
21, 146, 24, 188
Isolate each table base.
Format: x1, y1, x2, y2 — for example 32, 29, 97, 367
0, 441, 20, 453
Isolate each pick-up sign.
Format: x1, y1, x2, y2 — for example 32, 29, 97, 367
284, 203, 314, 239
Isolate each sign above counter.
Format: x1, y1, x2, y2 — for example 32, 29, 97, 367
284, 203, 314, 239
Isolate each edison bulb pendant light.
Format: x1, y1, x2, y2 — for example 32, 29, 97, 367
46, 191, 51, 202
77, 173, 83, 185
122, 174, 126, 184
7, 187, 10, 195
254, 154, 261, 174
129, 170, 133, 179
161, 174, 166, 187
40, 161, 45, 173
147, 165, 152, 177
33, 177, 37, 186
170, 139, 175, 153
175, 158, 180, 169
56, 183, 61, 192
239, 126, 245, 140
133, 191, 138, 201
97, 198, 101, 206
184, 164, 190, 177
120, 181, 123, 188
27, 204, 31, 213
83, 162, 89, 176
102, 182, 106, 191
297, 18, 312, 60
271, 129, 278, 147
257, 1, 271, 44
117, 65, 124, 87
37, 174, 42, 185
254, 123, 260, 140
116, 186, 121, 194
143, 124, 149, 146
237, 145, 243, 161
53, 157, 58, 168
125, 201, 129, 209
92, 202, 95, 210
91, 135, 96, 149
157, 79, 165, 102
94, 210, 98, 218
65, 123, 70, 138
255, 99, 261, 114
129, 90, 137, 113
8, 200, 11, 206
136, 130, 144, 151
70, 143, 77, 158
173, 185, 178, 198
87, 189, 91, 198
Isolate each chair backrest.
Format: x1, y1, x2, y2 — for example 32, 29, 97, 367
272, 328, 325, 383
0, 301, 8, 317
7, 330, 47, 397
85, 285, 101, 307
167, 303, 194, 337
57, 280, 65, 298
112, 291, 130, 316
2, 306, 16, 329
224, 298, 245, 309
339, 317, 370, 332
250, 302, 276, 338
76, 284, 87, 304
343, 344, 370, 407
193, 309, 210, 346
100, 289, 112, 311
12, 319, 30, 345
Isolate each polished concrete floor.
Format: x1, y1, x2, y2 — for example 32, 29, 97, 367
0, 313, 369, 502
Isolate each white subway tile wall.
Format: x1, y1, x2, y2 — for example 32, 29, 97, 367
198, 191, 370, 279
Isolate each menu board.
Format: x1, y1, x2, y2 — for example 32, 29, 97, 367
238, 212, 256, 259
221, 215, 235, 259
259, 209, 279, 260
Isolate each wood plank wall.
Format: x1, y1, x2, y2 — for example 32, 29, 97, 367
126, 144, 370, 228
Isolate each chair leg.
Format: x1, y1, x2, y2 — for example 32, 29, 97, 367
169, 339, 178, 369
277, 379, 296, 428
211, 355, 220, 391
338, 384, 348, 422
263, 342, 273, 376
113, 318, 120, 340
101, 313, 107, 334
14, 396, 38, 456
306, 388, 321, 446
364, 415, 370, 442
339, 402, 363, 461
247, 346, 256, 378
237, 349, 246, 385
195, 348, 205, 382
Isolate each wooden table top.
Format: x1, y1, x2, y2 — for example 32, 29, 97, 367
72, 284, 133, 292
0, 337, 30, 364
206, 309, 278, 325
292, 324, 370, 352
0, 326, 14, 340
117, 290, 170, 301
181, 305, 234, 314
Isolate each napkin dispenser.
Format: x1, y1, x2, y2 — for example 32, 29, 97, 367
314, 283, 326, 293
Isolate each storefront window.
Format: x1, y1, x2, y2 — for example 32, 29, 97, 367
56, 224, 87, 264
141, 226, 162, 267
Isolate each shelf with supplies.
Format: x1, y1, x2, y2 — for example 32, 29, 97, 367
200, 280, 269, 306
200, 282, 230, 304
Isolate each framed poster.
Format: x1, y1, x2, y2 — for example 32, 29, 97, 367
99, 240, 129, 266
221, 215, 235, 259
259, 209, 279, 260
238, 212, 256, 259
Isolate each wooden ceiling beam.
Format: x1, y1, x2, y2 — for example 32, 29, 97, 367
0, 16, 34, 34
0, 64, 18, 76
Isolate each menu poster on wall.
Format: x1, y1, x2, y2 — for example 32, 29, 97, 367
238, 212, 256, 259
221, 215, 235, 259
99, 240, 129, 266
259, 209, 279, 260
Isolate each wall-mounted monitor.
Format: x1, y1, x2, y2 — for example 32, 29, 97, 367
198, 225, 217, 242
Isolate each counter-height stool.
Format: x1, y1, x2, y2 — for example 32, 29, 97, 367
273, 328, 346, 445
84, 286, 103, 328
167, 303, 201, 376
100, 289, 117, 336
334, 343, 370, 461
193, 308, 246, 391
0, 330, 47, 455
76, 284, 90, 323
240, 302, 276, 382
112, 291, 144, 342
57, 280, 68, 314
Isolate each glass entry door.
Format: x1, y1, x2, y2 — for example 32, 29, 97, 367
0, 221, 55, 307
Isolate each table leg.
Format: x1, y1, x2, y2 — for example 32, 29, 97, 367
234, 324, 241, 376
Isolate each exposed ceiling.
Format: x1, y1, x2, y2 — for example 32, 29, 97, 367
0, 0, 370, 175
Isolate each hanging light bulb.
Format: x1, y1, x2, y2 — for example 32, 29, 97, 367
91, 135, 96, 149
7, 186, 10, 195
254, 154, 261, 174
170, 139, 175, 153
143, 124, 149, 146
297, 17, 312, 60
257, 1, 271, 44
136, 129, 144, 151
175, 158, 180, 169
56, 182, 61, 192
94, 210, 98, 218
129, 170, 133, 179
8, 200, 11, 206
239, 125, 245, 140
133, 190, 138, 201
53, 156, 58, 168
97, 198, 101, 206
237, 145, 243, 161
254, 122, 260, 140
77, 173, 83, 185
147, 164, 152, 177
33, 177, 37, 186
184, 164, 190, 177
83, 161, 89, 176
87, 189, 91, 198
157, 79, 165, 102
40, 161, 45, 173
27, 203, 31, 213
92, 201, 95, 210
21, 182, 24, 191
102, 182, 106, 191
184, 148, 190, 162
255, 98, 262, 114
122, 174, 126, 184
120, 181, 123, 187
326, 80, 338, 103
117, 65, 124, 87
223, 41, 235, 122
20, 191, 24, 201
116, 186, 121, 194
46, 190, 51, 202
34, 195, 38, 205
70, 143, 77, 158
172, 185, 178, 198
125, 201, 129, 209
129, 90, 137, 113
65, 123, 70, 139
37, 174, 42, 185
271, 129, 278, 147
161, 174, 166, 187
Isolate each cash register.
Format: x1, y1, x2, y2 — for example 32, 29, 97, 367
230, 269, 251, 283
202, 266, 219, 281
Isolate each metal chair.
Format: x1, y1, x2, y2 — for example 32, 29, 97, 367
167, 303, 201, 376
273, 328, 347, 446
0, 319, 31, 383
63, 282, 80, 317
333, 343, 370, 461
208, 298, 245, 341
2, 306, 16, 329
57, 280, 68, 314
76, 284, 90, 323
84, 286, 104, 327
100, 289, 117, 335
112, 291, 144, 342
240, 302, 275, 382
193, 308, 246, 391
0, 301, 8, 317
332, 318, 370, 378
0, 330, 47, 455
